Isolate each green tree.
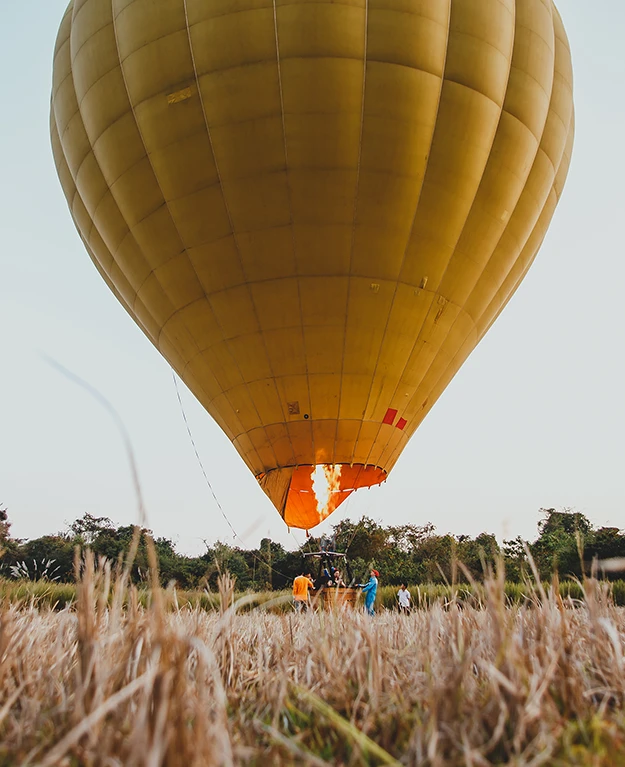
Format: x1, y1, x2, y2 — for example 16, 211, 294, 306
502, 536, 528, 582
333, 517, 388, 563
456, 533, 500, 580
530, 508, 591, 579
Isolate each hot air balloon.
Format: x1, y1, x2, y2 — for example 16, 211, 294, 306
51, 0, 574, 531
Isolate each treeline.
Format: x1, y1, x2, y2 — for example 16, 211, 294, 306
0, 506, 623, 591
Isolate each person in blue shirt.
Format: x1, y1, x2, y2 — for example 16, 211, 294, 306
359, 569, 379, 615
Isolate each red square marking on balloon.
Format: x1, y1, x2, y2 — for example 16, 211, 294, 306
396, 417, 407, 431
383, 408, 397, 425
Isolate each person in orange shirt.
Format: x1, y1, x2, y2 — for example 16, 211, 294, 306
292, 571, 315, 612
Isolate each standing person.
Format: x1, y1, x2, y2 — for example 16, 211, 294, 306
397, 583, 412, 614
359, 569, 379, 616
292, 571, 315, 612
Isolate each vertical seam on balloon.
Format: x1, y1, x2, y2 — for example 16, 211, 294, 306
363, 0, 520, 469
384, 14, 574, 470
180, 0, 285, 473
332, 0, 369, 468
346, 0, 453, 469
271, 0, 316, 468
110, 0, 272, 474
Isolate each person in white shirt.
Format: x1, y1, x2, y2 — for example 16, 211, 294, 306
397, 583, 412, 613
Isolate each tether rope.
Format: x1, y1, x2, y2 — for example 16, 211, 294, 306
171, 371, 293, 582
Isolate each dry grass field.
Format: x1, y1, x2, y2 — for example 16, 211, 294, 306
1, 554, 625, 766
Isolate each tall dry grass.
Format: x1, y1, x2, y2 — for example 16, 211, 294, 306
1, 555, 625, 765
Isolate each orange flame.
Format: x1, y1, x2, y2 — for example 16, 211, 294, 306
311, 464, 342, 520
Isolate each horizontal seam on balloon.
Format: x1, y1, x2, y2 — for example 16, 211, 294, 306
514, 21, 556, 52
74, 62, 123, 111
122, 2, 398, 59
70, 20, 116, 66
506, 62, 555, 103
229, 429, 384, 445
365, 7, 450, 25
57, 2, 73, 31
74, 122, 218, 192
58, 105, 92, 144
493, 0, 515, 13
180, 294, 479, 379
148, 55, 444, 84
553, 67, 573, 93
204, 276, 464, 297
443, 76, 507, 111
101, 209, 370, 264
495, 107, 542, 152
69, 5, 112, 53
446, 28, 514, 61
116, 29, 196, 69
138, 124, 284, 165
542, 113, 570, 160
52, 40, 72, 89
185, 1, 370, 23
101, 57, 443, 117
548, 78, 574, 124
75, 130, 431, 202
53, 70, 75, 102
552, 14, 572, 52
71, 0, 106, 28
84, 169, 222, 229
118, 42, 365, 71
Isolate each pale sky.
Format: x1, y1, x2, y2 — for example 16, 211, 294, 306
1, 1, 623, 556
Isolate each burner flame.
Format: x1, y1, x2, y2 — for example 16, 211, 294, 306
311, 464, 342, 520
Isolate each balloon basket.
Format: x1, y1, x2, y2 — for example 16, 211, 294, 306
319, 587, 360, 611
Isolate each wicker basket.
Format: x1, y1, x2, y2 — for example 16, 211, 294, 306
319, 587, 360, 611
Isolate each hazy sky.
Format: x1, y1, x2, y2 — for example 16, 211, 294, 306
1, 1, 623, 556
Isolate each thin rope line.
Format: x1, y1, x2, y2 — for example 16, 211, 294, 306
172, 371, 239, 539
171, 371, 295, 581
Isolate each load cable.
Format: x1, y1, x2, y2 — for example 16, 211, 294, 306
172, 371, 292, 582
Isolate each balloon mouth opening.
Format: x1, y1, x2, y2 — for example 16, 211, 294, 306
257, 464, 386, 529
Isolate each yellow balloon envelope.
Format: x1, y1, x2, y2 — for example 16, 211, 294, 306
51, 0, 574, 530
